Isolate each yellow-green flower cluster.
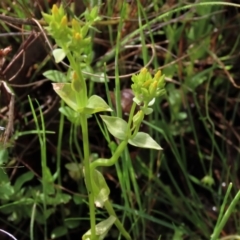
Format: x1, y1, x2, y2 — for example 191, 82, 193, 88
42, 4, 91, 53
131, 68, 166, 105
42, 5, 70, 45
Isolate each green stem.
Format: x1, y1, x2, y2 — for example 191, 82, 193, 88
65, 51, 87, 104
65, 48, 94, 236
90, 140, 131, 239
80, 114, 96, 238
90, 140, 128, 170
131, 102, 147, 137
104, 200, 132, 240
126, 102, 137, 133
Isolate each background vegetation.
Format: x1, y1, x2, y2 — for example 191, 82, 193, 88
0, 0, 240, 239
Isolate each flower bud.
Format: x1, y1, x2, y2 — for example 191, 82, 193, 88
133, 110, 144, 128
74, 32, 82, 40
61, 16, 68, 27
52, 4, 59, 15
149, 80, 157, 97
154, 70, 161, 80
142, 79, 152, 88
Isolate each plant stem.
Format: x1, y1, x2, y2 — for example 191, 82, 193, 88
90, 139, 131, 239
126, 102, 137, 132
90, 140, 128, 170
81, 114, 96, 238
104, 200, 132, 240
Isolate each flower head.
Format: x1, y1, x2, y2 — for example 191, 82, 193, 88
131, 68, 166, 106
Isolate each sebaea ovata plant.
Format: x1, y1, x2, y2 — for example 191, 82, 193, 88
42, 4, 166, 240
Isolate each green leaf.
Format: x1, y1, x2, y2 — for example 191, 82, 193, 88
0, 148, 8, 165
59, 106, 81, 125
90, 72, 108, 82
82, 215, 116, 240
14, 171, 34, 192
45, 166, 54, 182
0, 167, 10, 182
39, 192, 71, 205
100, 115, 128, 140
89, 6, 99, 21
53, 83, 80, 111
65, 219, 80, 229
71, 75, 82, 93
31, 207, 55, 224
143, 107, 153, 115
58, 192, 72, 204
0, 182, 14, 200
51, 226, 68, 239
44, 181, 55, 195
42, 12, 52, 24
128, 132, 162, 150
91, 169, 110, 208
73, 194, 83, 205
43, 70, 68, 83
185, 67, 215, 90
65, 162, 83, 181
201, 175, 215, 186
53, 48, 66, 63
84, 95, 112, 114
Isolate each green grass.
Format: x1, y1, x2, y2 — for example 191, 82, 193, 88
1, 0, 240, 239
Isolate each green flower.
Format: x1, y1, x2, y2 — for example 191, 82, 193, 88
131, 68, 166, 105
201, 175, 215, 186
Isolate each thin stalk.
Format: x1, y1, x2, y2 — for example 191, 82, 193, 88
30, 199, 37, 240
91, 140, 128, 170
114, 2, 127, 118
104, 200, 131, 240
90, 139, 131, 239
56, 100, 64, 186
211, 185, 240, 240
28, 97, 48, 240
80, 114, 96, 238
56, 101, 70, 240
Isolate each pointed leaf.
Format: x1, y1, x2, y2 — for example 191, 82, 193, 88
51, 226, 68, 239
0, 148, 8, 165
43, 70, 68, 82
143, 107, 153, 115
59, 106, 81, 125
71, 75, 82, 93
53, 48, 66, 63
91, 169, 110, 208
100, 115, 128, 140
0, 167, 9, 182
128, 132, 162, 150
53, 83, 79, 111
73, 194, 83, 205
82, 216, 116, 240
65, 219, 80, 229
65, 163, 83, 181
14, 171, 34, 192
84, 95, 112, 114
0, 181, 14, 200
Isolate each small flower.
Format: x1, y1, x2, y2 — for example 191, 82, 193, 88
131, 68, 166, 106
133, 110, 144, 128
52, 4, 59, 15
149, 80, 157, 97
72, 19, 81, 32
74, 32, 82, 40
60, 16, 68, 27
201, 175, 215, 186
154, 70, 161, 79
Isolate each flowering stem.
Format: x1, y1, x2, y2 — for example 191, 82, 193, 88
90, 140, 130, 239
65, 48, 96, 238
80, 114, 96, 238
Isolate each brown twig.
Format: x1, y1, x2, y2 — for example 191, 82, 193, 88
0, 14, 46, 26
